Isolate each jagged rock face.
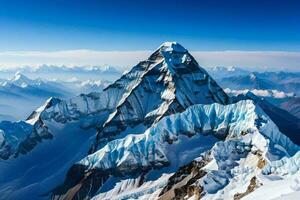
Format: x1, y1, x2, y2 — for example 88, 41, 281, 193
51, 164, 110, 200
158, 159, 208, 200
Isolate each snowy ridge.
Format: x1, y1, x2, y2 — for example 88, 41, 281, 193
0, 91, 110, 159
26, 92, 113, 128
79, 100, 298, 173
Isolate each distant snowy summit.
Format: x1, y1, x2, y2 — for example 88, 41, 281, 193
0, 64, 122, 74
0, 64, 123, 84
158, 41, 188, 52
206, 66, 249, 79
0, 42, 299, 200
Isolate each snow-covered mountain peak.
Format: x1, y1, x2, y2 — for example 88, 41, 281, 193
227, 66, 237, 71
11, 71, 30, 82
9, 72, 31, 87
26, 97, 62, 125
158, 41, 187, 53
88, 42, 229, 153
249, 72, 257, 80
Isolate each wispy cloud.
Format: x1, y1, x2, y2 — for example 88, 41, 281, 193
0, 50, 299, 71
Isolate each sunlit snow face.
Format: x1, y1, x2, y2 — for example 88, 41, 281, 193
159, 42, 190, 67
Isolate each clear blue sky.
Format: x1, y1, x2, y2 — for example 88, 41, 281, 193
0, 0, 299, 51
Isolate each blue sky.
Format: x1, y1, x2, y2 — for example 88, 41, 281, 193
0, 0, 300, 71
0, 0, 299, 51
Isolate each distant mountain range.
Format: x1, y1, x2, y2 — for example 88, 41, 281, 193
206, 66, 249, 79
0, 72, 111, 121
209, 69, 300, 96
0, 65, 123, 81
207, 67, 300, 120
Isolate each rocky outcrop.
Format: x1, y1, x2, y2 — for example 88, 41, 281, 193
159, 159, 208, 200
233, 177, 259, 200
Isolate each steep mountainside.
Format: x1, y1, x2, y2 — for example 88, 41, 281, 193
280, 97, 300, 119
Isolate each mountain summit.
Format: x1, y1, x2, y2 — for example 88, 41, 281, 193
158, 41, 188, 52
0, 42, 299, 200
88, 41, 229, 152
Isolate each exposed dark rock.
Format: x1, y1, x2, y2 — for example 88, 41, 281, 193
159, 158, 208, 200
51, 164, 109, 200
234, 176, 258, 200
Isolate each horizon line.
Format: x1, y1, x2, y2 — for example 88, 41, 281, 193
0, 49, 299, 72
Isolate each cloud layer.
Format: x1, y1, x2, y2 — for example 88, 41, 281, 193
0, 50, 299, 71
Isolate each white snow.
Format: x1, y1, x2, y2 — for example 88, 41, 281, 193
243, 172, 300, 200
158, 42, 187, 53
